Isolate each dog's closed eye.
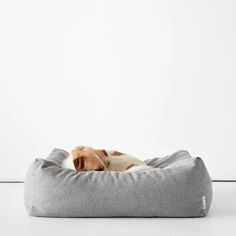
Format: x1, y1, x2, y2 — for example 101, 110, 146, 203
94, 167, 104, 171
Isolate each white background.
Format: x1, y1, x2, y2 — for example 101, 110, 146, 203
0, 0, 235, 180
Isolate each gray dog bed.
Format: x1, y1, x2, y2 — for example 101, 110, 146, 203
24, 149, 213, 217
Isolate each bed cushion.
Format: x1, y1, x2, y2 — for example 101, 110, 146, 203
24, 149, 213, 217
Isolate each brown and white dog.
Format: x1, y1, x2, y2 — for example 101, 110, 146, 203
61, 146, 152, 172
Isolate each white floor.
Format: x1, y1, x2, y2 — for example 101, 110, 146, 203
0, 183, 235, 236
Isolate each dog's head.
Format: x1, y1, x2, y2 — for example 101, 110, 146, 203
71, 146, 109, 172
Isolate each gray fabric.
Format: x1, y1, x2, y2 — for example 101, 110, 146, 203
144, 150, 192, 168
24, 149, 213, 218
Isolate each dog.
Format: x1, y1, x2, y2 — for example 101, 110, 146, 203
61, 146, 152, 172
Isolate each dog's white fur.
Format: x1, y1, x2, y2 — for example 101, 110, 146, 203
106, 151, 152, 172
61, 155, 76, 170
62, 149, 152, 172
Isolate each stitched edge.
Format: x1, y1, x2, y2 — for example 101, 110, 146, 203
32, 159, 37, 216
198, 157, 206, 216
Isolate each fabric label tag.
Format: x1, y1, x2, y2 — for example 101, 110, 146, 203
202, 196, 206, 209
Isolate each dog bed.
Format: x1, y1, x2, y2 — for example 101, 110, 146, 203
24, 149, 213, 217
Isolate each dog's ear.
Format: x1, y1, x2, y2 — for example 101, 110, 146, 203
94, 149, 109, 168
95, 149, 108, 158
99, 149, 108, 157
73, 153, 105, 171
73, 156, 85, 171
71, 146, 86, 171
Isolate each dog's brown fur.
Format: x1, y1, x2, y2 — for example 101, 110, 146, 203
72, 146, 109, 171
70, 146, 150, 172
111, 151, 124, 156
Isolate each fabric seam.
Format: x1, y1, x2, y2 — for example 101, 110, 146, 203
32, 159, 36, 215
199, 157, 205, 216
